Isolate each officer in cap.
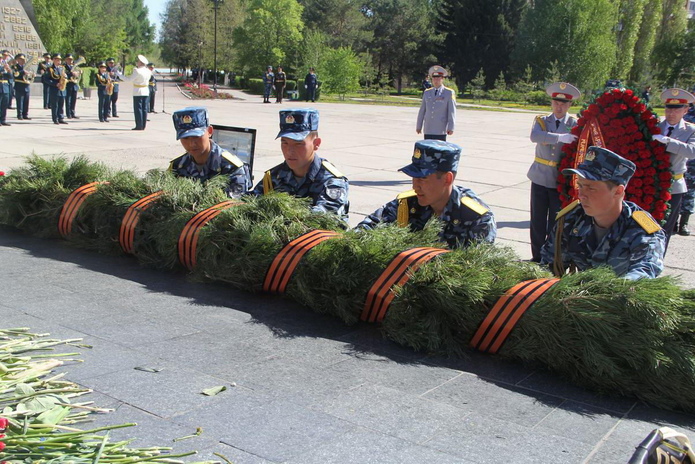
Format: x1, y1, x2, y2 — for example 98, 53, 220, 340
357, 140, 496, 248
416, 65, 456, 141
653, 88, 695, 250
168, 107, 252, 197
540, 146, 665, 280
64, 54, 79, 119
95, 62, 111, 123
47, 53, 67, 124
263, 66, 274, 103
105, 57, 120, 118
250, 108, 349, 219
147, 63, 157, 114
527, 82, 581, 262
0, 50, 12, 126
12, 53, 32, 121
38, 52, 51, 109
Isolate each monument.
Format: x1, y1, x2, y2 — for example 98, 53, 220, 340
1, 0, 46, 61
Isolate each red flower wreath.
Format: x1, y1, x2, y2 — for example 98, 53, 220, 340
557, 88, 671, 222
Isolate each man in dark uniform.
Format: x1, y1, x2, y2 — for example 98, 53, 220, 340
304, 67, 317, 102
357, 140, 497, 248
147, 63, 157, 113
47, 53, 67, 124
12, 53, 32, 120
274, 66, 286, 103
0, 50, 12, 126
106, 57, 120, 117
64, 54, 79, 119
540, 146, 665, 280
38, 52, 51, 109
263, 66, 274, 103
168, 107, 252, 197
95, 62, 111, 123
250, 108, 350, 219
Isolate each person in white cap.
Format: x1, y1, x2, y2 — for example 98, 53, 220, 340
653, 88, 695, 252
116, 54, 153, 130
527, 82, 580, 262
416, 65, 456, 141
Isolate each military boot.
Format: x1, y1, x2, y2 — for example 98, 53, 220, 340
678, 212, 691, 236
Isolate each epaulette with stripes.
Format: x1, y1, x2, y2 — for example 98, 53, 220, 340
321, 160, 345, 178
461, 196, 488, 216
632, 211, 661, 234
555, 199, 580, 220
221, 150, 244, 169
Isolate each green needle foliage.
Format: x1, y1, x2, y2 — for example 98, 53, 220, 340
1, 156, 695, 412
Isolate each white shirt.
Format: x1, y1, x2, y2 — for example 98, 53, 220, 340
119, 66, 153, 97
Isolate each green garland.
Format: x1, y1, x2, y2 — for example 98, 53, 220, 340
1, 156, 695, 412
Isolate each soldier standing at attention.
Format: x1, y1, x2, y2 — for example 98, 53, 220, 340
304, 67, 317, 102
12, 53, 32, 121
47, 54, 67, 125
169, 107, 252, 197
527, 82, 580, 262
274, 66, 286, 103
416, 65, 456, 141
653, 88, 695, 252
147, 63, 157, 114
106, 58, 120, 118
95, 62, 111, 123
357, 140, 496, 248
250, 108, 349, 219
38, 52, 51, 109
64, 54, 79, 119
263, 66, 274, 104
0, 50, 13, 126
540, 147, 665, 280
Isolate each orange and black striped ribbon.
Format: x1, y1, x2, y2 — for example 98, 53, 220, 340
263, 230, 341, 294
361, 247, 450, 323
470, 278, 560, 354
58, 182, 107, 238
573, 117, 606, 197
178, 200, 239, 270
119, 190, 164, 254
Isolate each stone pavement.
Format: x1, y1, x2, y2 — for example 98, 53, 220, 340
0, 78, 694, 463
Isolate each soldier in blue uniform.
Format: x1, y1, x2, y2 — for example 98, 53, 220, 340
416, 65, 456, 141
47, 54, 67, 125
38, 53, 51, 109
263, 66, 274, 104
0, 50, 12, 126
357, 140, 496, 248
250, 108, 349, 219
528, 82, 580, 262
11, 53, 32, 121
64, 54, 79, 119
169, 107, 252, 197
540, 146, 665, 280
304, 67, 317, 102
106, 58, 120, 118
95, 62, 111, 123
147, 63, 157, 113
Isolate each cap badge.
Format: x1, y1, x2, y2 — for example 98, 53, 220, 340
559, 83, 567, 90
585, 151, 595, 161
413, 149, 422, 159
285, 115, 295, 124
671, 89, 679, 96
182, 115, 193, 124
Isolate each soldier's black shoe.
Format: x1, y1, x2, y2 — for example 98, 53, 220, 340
679, 225, 691, 236
0, 122, 10, 126
58, 120, 68, 124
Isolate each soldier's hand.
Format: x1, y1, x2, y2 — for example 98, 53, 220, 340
416, 129, 421, 134
447, 130, 453, 135
558, 133, 578, 144
653, 134, 670, 145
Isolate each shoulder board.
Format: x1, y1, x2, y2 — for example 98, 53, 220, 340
685, 122, 695, 132
555, 199, 580, 220
424, 87, 433, 92
534, 115, 547, 131
632, 211, 661, 234
397, 189, 417, 200
321, 160, 344, 178
221, 150, 243, 168
461, 196, 488, 215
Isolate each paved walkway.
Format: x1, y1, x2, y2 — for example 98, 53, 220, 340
0, 78, 694, 463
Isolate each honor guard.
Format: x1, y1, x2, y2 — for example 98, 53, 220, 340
116, 55, 152, 130
357, 140, 496, 248
263, 66, 274, 103
37, 52, 51, 109
540, 147, 665, 280
147, 63, 157, 113
274, 65, 286, 103
64, 54, 79, 119
106, 57, 120, 117
304, 67, 317, 102
250, 108, 350, 219
47, 54, 67, 125
0, 50, 12, 126
95, 62, 111, 123
528, 82, 580, 262
169, 107, 252, 197
12, 53, 32, 121
652, 88, 695, 251
416, 65, 456, 141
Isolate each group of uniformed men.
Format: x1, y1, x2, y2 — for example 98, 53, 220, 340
0, 51, 157, 127
167, 64, 694, 282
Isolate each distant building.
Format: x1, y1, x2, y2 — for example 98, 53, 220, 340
688, 0, 695, 19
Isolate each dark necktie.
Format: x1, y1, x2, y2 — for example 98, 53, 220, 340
667, 126, 674, 136
435, 88, 439, 97
555, 119, 561, 129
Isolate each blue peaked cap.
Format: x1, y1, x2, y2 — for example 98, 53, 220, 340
172, 107, 209, 140
399, 140, 462, 178
562, 146, 636, 186
276, 109, 319, 140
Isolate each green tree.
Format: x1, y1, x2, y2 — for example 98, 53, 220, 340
319, 46, 362, 99
299, 0, 372, 50
470, 68, 486, 101
629, 0, 661, 84
651, 0, 689, 85
298, 29, 330, 76
438, 0, 526, 90
612, 0, 648, 81
33, 0, 90, 53
232, 0, 304, 76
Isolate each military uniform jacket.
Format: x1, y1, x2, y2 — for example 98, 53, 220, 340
12, 64, 31, 87
528, 114, 577, 188
304, 73, 317, 88
275, 72, 286, 86
658, 119, 695, 194
250, 155, 349, 219
357, 185, 497, 249
47, 64, 65, 94
540, 200, 665, 280
96, 72, 110, 90
168, 141, 252, 197
107, 65, 120, 91
149, 74, 157, 92
65, 64, 79, 89
263, 71, 274, 87
0, 65, 12, 94
416, 86, 456, 135
38, 61, 50, 82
